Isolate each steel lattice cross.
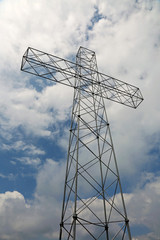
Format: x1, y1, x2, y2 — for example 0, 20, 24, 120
21, 46, 143, 240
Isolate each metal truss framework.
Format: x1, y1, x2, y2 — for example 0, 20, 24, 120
21, 46, 143, 240
21, 47, 143, 109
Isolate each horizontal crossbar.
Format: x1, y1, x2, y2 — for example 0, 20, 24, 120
21, 47, 143, 108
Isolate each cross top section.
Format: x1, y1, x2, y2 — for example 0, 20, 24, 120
21, 46, 143, 109
77, 46, 95, 60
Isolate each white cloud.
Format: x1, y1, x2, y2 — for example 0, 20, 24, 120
0, 173, 15, 180
15, 157, 41, 166
35, 158, 65, 199
0, 191, 29, 240
0, 191, 25, 206
125, 174, 160, 239
0, 160, 65, 240
2, 140, 45, 155
0, 0, 159, 239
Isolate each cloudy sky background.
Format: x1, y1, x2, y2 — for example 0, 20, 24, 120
0, 0, 160, 239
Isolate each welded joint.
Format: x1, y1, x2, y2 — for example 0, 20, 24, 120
73, 214, 77, 220
105, 224, 109, 230
60, 222, 64, 227
125, 218, 129, 224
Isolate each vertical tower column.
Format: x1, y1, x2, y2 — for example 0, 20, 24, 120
59, 47, 131, 240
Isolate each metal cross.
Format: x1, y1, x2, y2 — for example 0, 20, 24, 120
21, 46, 143, 240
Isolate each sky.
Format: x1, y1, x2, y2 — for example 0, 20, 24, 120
0, 0, 160, 239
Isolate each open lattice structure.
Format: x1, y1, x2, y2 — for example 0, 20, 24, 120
21, 46, 143, 240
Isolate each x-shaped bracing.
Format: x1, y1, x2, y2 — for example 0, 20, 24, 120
21, 47, 143, 108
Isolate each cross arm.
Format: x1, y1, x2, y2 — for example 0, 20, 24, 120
21, 47, 143, 108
